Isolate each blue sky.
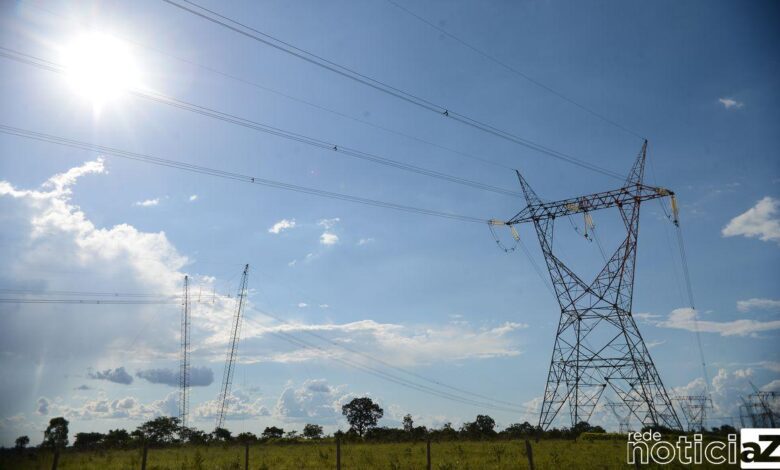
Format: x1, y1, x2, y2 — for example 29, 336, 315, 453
0, 0, 778, 444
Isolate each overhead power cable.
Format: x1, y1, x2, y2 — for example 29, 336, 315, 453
0, 288, 178, 298
25, 1, 514, 173
385, 0, 645, 140
0, 124, 488, 224
0, 298, 177, 305
247, 305, 525, 410
0, 47, 519, 198
242, 314, 537, 415
0, 285, 537, 415
161, 0, 626, 181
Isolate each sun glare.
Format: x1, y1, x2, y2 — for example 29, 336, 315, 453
61, 32, 141, 106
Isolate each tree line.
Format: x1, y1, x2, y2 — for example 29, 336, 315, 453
8, 396, 735, 451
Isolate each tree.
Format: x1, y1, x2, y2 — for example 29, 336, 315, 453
74, 432, 105, 450
104, 429, 131, 449
136, 416, 181, 445
502, 421, 535, 439
460, 415, 496, 439
213, 427, 232, 442
342, 397, 383, 437
236, 432, 257, 443
403, 414, 414, 433
262, 426, 284, 439
179, 428, 211, 445
14, 435, 30, 450
43, 417, 69, 449
302, 424, 323, 439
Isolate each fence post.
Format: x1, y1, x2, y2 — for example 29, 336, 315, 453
336, 437, 341, 470
245, 443, 249, 470
426, 439, 431, 470
50, 449, 60, 470
524, 439, 535, 470
140, 443, 148, 470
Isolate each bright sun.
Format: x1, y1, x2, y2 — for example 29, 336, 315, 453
61, 32, 141, 106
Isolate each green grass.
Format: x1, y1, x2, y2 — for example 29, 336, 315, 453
0, 439, 738, 469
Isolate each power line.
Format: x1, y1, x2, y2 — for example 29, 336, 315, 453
25, 1, 515, 173
160, 0, 626, 181
247, 305, 524, 410
0, 298, 177, 305
242, 314, 538, 415
385, 0, 645, 141
0, 285, 538, 415
0, 124, 488, 224
0, 47, 520, 198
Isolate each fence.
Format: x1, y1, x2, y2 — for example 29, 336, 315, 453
39, 438, 538, 470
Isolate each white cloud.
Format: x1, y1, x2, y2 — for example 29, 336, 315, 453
320, 232, 339, 245
274, 379, 352, 423
357, 238, 374, 245
317, 218, 340, 229
59, 392, 179, 421
134, 198, 160, 207
188, 194, 198, 202
297, 302, 308, 308
656, 308, 780, 337
722, 197, 780, 244
268, 218, 296, 234
737, 298, 780, 313
718, 98, 744, 109
193, 391, 270, 421
238, 318, 527, 367
0, 160, 202, 365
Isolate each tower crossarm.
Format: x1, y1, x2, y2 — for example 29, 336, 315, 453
506, 184, 674, 225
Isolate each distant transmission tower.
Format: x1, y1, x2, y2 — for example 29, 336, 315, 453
215, 264, 249, 429
179, 275, 191, 428
674, 395, 712, 432
500, 141, 682, 430
606, 401, 632, 433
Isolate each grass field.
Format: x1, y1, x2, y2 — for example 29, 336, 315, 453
0, 439, 739, 470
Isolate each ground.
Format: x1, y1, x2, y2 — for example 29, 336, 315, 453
0, 439, 738, 469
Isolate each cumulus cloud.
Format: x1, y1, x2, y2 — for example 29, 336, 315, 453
357, 238, 374, 245
656, 308, 780, 337
737, 298, 780, 313
274, 379, 351, 423
722, 197, 780, 244
134, 198, 160, 207
194, 390, 270, 421
36, 397, 50, 416
317, 218, 340, 245
188, 194, 198, 202
89, 367, 133, 385
672, 368, 774, 420
320, 232, 339, 245
136, 366, 214, 387
268, 218, 296, 234
57, 392, 179, 421
718, 98, 744, 109
237, 319, 527, 366
0, 159, 196, 365
317, 218, 340, 229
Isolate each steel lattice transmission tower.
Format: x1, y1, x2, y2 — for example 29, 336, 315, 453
179, 275, 191, 428
606, 401, 632, 434
215, 264, 249, 429
503, 141, 682, 430
674, 395, 712, 432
